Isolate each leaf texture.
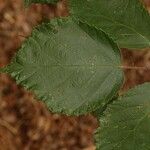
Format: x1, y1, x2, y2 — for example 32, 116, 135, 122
69, 0, 150, 49
0, 18, 123, 115
95, 83, 150, 150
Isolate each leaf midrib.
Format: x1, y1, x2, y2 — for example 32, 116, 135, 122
88, 13, 150, 45
21, 63, 121, 69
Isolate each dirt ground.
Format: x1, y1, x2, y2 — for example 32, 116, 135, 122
0, 0, 150, 150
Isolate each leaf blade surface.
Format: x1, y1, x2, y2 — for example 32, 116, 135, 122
1, 18, 123, 115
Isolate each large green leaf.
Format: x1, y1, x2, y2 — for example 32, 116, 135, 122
95, 83, 150, 150
0, 18, 123, 115
24, 0, 58, 6
69, 0, 150, 49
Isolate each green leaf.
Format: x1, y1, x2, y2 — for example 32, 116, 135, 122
24, 0, 58, 6
69, 0, 150, 49
95, 83, 150, 150
0, 18, 123, 115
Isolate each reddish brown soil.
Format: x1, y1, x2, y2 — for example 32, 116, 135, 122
0, 0, 150, 150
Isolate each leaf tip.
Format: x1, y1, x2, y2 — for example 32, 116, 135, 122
0, 67, 9, 74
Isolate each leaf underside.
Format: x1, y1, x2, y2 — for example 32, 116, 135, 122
69, 0, 150, 49
95, 83, 150, 150
0, 18, 123, 115
24, 0, 58, 6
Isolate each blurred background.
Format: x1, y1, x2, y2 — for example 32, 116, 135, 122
0, 0, 150, 149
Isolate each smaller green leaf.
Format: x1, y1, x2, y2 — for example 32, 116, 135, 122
95, 83, 150, 150
69, 0, 150, 49
24, 0, 58, 6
